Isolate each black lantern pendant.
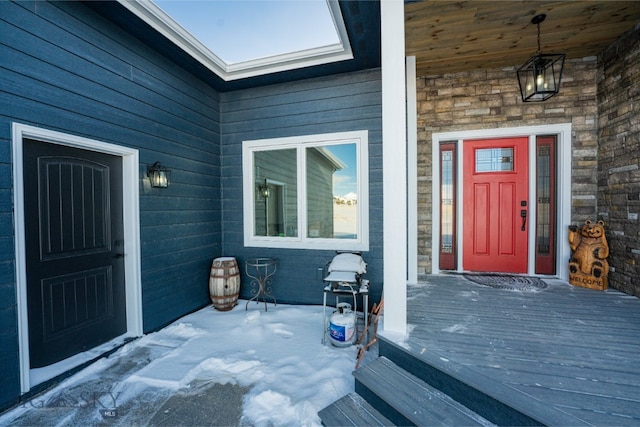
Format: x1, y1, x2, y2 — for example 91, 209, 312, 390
147, 161, 171, 188
517, 14, 565, 102
258, 179, 270, 198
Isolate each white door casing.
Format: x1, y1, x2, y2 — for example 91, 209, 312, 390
431, 123, 572, 280
12, 123, 143, 393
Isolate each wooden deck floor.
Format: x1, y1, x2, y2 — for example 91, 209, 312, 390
388, 274, 640, 426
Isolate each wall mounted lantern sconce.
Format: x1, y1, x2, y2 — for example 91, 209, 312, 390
517, 14, 565, 102
147, 162, 171, 188
258, 180, 270, 198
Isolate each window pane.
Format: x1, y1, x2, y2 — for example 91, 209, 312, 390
306, 143, 357, 239
537, 144, 551, 255
254, 149, 297, 237
441, 149, 454, 253
475, 148, 514, 172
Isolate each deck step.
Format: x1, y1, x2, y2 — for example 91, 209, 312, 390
378, 337, 559, 426
355, 357, 494, 426
318, 392, 393, 426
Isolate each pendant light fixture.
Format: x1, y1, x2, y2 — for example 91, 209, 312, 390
517, 14, 565, 102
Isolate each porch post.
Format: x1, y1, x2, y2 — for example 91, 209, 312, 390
407, 56, 418, 285
381, 0, 407, 335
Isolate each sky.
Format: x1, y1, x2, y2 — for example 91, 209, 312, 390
326, 143, 357, 198
153, 0, 340, 64
152, 0, 354, 197
0, 303, 378, 426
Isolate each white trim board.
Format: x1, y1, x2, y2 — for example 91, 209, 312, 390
11, 123, 143, 393
406, 56, 418, 285
381, 0, 407, 335
430, 123, 572, 281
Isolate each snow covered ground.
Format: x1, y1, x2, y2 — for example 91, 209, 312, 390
1, 301, 377, 426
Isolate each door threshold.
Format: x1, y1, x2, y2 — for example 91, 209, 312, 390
29, 333, 137, 390
440, 270, 559, 278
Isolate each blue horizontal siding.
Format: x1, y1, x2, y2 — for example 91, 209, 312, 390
0, 0, 384, 413
0, 304, 20, 410
0, 17, 217, 128
0, 0, 223, 410
220, 69, 383, 307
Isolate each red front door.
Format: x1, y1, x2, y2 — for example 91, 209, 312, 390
463, 138, 529, 273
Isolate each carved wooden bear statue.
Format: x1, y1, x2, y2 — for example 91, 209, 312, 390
568, 220, 609, 290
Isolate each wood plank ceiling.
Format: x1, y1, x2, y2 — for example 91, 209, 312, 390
405, 1, 640, 77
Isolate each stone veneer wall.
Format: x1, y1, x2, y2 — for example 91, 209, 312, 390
416, 58, 598, 279
597, 25, 640, 297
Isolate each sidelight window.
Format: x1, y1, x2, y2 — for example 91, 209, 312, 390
535, 136, 556, 274
439, 142, 457, 270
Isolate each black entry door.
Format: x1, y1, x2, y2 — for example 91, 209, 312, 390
23, 139, 126, 368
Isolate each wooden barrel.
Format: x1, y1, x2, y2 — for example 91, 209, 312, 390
209, 257, 240, 311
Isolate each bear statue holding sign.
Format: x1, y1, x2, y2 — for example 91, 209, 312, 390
568, 220, 609, 291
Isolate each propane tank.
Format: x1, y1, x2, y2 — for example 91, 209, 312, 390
329, 302, 355, 347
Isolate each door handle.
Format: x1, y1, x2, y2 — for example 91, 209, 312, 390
113, 239, 124, 258
520, 209, 527, 231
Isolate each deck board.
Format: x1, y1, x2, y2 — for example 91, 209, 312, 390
387, 275, 640, 425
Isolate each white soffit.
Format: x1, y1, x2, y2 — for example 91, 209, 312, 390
118, 0, 354, 81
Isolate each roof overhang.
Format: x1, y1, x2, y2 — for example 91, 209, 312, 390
117, 0, 354, 81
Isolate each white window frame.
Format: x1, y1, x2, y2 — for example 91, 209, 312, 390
243, 130, 369, 251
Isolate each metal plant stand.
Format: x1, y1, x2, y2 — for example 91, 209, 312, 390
245, 258, 277, 311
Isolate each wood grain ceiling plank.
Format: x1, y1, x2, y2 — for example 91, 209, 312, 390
404, 0, 640, 77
